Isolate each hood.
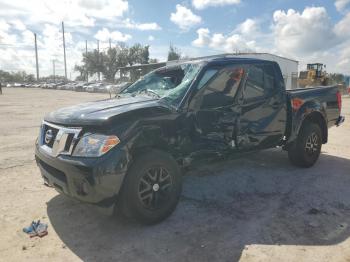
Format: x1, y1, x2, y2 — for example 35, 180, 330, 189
44, 95, 165, 126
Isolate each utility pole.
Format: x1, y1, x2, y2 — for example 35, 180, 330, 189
62, 21, 67, 81
34, 33, 39, 81
85, 40, 88, 82
52, 60, 56, 83
97, 40, 100, 81
109, 38, 111, 50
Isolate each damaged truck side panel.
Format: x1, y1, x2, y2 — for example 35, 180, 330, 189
35, 57, 344, 224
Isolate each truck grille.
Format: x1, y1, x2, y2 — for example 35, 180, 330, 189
39, 121, 82, 157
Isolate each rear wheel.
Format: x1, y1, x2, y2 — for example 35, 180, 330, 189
288, 122, 322, 168
118, 150, 182, 224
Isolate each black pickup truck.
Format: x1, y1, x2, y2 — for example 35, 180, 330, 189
35, 57, 344, 224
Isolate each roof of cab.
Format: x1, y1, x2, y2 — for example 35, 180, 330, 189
205, 57, 276, 66
163, 56, 279, 71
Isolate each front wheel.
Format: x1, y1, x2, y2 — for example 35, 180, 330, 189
118, 150, 182, 224
288, 122, 322, 168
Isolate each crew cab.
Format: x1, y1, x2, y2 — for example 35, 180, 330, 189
35, 57, 344, 224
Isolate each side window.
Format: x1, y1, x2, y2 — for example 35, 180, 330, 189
200, 67, 245, 109
197, 69, 218, 90
245, 66, 264, 100
262, 65, 275, 92
244, 65, 275, 101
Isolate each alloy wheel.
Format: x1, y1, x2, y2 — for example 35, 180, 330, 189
138, 166, 173, 210
305, 132, 319, 155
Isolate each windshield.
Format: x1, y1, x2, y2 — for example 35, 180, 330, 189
121, 63, 202, 106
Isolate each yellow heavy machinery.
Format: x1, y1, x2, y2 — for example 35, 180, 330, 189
298, 63, 329, 88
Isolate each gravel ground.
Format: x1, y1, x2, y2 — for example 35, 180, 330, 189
1, 88, 350, 262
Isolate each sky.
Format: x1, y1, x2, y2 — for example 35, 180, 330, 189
0, 0, 349, 79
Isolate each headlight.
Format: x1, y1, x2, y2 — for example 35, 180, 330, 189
72, 134, 120, 157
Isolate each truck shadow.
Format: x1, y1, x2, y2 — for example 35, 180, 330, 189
47, 149, 350, 261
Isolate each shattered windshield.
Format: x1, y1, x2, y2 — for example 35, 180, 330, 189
121, 62, 202, 106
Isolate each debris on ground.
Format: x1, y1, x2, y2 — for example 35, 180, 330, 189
23, 220, 48, 238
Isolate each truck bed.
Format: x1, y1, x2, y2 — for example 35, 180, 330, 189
285, 85, 341, 142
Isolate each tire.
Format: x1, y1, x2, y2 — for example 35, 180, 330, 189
288, 122, 322, 168
118, 149, 182, 224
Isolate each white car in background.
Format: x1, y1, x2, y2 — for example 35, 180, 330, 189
86, 82, 103, 92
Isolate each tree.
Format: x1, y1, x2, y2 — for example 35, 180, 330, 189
101, 48, 119, 82
26, 74, 35, 82
0, 70, 12, 82
75, 75, 85, 81
0, 70, 35, 83
39, 75, 66, 83
128, 43, 149, 65
141, 45, 150, 64
76, 43, 152, 82
116, 43, 130, 67
74, 64, 86, 81
101, 45, 131, 82
167, 44, 181, 61
83, 49, 104, 79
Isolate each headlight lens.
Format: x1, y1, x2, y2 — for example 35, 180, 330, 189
72, 134, 120, 157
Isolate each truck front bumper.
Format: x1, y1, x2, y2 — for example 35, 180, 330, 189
35, 143, 128, 207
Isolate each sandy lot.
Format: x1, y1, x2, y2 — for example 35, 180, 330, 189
1, 87, 350, 262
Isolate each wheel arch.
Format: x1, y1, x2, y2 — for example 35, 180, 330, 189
299, 111, 328, 144
127, 133, 181, 168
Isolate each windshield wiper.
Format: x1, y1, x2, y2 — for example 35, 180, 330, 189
137, 89, 161, 98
